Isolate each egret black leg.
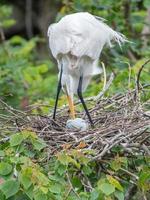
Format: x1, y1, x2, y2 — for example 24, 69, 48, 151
53, 65, 63, 120
77, 75, 94, 127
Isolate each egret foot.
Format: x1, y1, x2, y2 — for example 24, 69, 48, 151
66, 118, 88, 131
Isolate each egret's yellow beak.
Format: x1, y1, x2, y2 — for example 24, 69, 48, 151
67, 95, 75, 119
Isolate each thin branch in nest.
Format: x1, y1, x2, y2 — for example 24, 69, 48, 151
95, 72, 114, 101
0, 99, 26, 117
102, 62, 107, 91
127, 62, 132, 89
141, 144, 150, 155
120, 168, 139, 180
1, 87, 150, 161
86, 72, 114, 102
136, 59, 150, 92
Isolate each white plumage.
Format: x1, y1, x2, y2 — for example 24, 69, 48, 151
47, 12, 126, 97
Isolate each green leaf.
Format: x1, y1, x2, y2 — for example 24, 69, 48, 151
110, 157, 127, 171
106, 175, 123, 191
0, 190, 5, 200
37, 172, 49, 186
49, 183, 62, 194
57, 152, 80, 168
144, 0, 150, 8
80, 192, 89, 199
72, 177, 82, 189
37, 64, 48, 73
32, 138, 47, 151
0, 162, 12, 175
98, 183, 115, 196
22, 130, 38, 140
138, 168, 150, 191
0, 179, 20, 199
82, 165, 92, 175
40, 186, 49, 194
20, 170, 32, 189
2, 19, 16, 28
34, 190, 47, 200
0, 150, 5, 157
57, 164, 67, 176
25, 185, 34, 199
57, 153, 70, 166
24, 148, 35, 158
90, 189, 99, 200
10, 133, 24, 147
110, 161, 121, 171
114, 191, 124, 200
10, 35, 25, 45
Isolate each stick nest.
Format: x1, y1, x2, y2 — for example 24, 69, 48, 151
1, 89, 150, 160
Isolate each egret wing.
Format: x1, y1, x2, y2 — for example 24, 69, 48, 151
47, 23, 72, 58
59, 12, 126, 59
48, 12, 126, 60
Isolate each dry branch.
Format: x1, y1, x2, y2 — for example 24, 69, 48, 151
136, 59, 150, 92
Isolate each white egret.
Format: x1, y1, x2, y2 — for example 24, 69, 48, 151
47, 12, 126, 127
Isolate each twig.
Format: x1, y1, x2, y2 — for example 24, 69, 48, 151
66, 172, 81, 199
136, 59, 150, 92
0, 27, 5, 42
120, 168, 139, 180
102, 62, 107, 91
0, 137, 10, 143
94, 72, 114, 101
141, 144, 150, 155
80, 170, 93, 192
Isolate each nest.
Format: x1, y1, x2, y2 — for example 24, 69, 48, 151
0, 89, 150, 160
1, 60, 150, 160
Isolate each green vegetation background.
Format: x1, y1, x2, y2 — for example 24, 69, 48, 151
0, 0, 150, 113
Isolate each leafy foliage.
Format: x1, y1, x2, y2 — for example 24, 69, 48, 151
0, 5, 57, 108
0, 34, 57, 107
0, 132, 150, 199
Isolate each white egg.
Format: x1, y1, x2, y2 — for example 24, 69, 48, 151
66, 118, 88, 131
